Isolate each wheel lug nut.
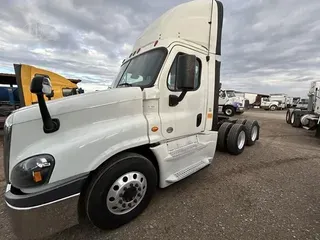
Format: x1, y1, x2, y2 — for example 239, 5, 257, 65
138, 187, 141, 191
135, 184, 138, 187
122, 203, 126, 208
119, 193, 123, 197
119, 200, 123, 204
130, 183, 133, 187
138, 193, 141, 197
128, 203, 132, 207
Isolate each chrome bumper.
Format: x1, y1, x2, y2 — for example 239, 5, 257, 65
5, 175, 87, 239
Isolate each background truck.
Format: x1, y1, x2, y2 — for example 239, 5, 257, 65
286, 81, 320, 137
292, 97, 301, 107
219, 89, 249, 116
0, 65, 84, 127
295, 98, 309, 109
235, 91, 257, 108
4, 1, 260, 239
260, 94, 288, 111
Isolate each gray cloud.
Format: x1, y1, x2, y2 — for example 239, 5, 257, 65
0, 0, 319, 96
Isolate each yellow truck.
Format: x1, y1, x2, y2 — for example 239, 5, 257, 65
13, 63, 82, 106
0, 64, 83, 127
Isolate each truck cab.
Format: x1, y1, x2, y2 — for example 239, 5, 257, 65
3, 1, 260, 239
261, 94, 287, 111
219, 89, 247, 116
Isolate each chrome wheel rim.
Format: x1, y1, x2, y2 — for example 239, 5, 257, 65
251, 126, 258, 141
107, 171, 147, 215
226, 109, 232, 116
237, 131, 246, 149
270, 106, 275, 110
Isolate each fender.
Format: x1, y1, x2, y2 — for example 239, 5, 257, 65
8, 88, 150, 193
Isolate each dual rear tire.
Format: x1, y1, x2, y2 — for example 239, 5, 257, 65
217, 120, 259, 155
286, 109, 302, 127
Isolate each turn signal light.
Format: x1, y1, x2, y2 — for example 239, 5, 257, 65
151, 126, 159, 132
33, 171, 42, 182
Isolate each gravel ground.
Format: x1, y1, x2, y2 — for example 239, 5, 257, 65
0, 109, 319, 240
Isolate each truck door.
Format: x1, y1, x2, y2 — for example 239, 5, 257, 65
158, 46, 207, 139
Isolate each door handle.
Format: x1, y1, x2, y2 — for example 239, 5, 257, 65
196, 113, 202, 127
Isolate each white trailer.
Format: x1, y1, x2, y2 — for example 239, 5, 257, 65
4, 1, 260, 239
286, 81, 320, 137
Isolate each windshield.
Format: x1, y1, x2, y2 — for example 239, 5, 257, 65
226, 91, 236, 98
113, 48, 167, 88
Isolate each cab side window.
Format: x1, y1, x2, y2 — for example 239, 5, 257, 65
167, 53, 201, 91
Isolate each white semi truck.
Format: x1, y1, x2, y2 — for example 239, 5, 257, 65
260, 94, 288, 111
218, 89, 248, 116
286, 81, 320, 137
3, 1, 260, 239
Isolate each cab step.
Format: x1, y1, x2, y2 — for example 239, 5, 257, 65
165, 158, 211, 183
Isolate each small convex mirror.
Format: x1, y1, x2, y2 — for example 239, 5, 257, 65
30, 74, 52, 95
42, 77, 52, 95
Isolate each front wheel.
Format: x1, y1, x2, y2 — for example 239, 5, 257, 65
84, 152, 157, 230
270, 105, 277, 111
224, 106, 235, 117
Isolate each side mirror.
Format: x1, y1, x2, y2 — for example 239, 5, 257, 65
30, 75, 53, 95
30, 75, 60, 133
169, 54, 196, 107
176, 54, 196, 90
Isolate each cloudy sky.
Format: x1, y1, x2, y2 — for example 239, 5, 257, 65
0, 0, 319, 96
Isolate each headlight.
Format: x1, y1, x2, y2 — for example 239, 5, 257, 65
10, 155, 55, 189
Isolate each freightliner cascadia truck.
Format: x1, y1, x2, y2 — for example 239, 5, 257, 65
4, 1, 260, 239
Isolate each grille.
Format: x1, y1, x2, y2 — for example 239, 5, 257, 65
244, 100, 250, 109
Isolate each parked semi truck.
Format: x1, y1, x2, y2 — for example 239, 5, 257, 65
4, 1, 260, 239
219, 89, 248, 116
286, 81, 320, 136
235, 91, 257, 108
260, 94, 288, 111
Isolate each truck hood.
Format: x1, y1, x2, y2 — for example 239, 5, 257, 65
230, 97, 244, 103
11, 87, 143, 125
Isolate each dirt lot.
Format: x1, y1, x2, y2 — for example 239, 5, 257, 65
0, 109, 319, 240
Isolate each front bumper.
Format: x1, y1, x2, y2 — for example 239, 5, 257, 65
5, 175, 87, 240
236, 107, 244, 113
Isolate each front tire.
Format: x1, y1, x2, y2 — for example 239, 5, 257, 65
270, 105, 277, 111
224, 106, 235, 117
85, 152, 157, 230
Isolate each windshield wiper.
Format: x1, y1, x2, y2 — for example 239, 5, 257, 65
118, 83, 133, 87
